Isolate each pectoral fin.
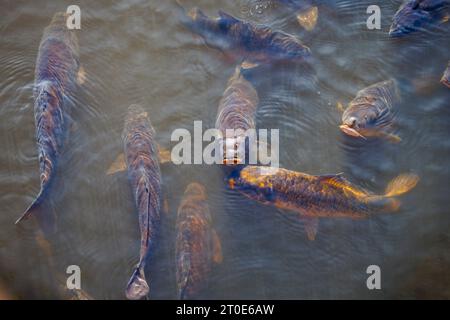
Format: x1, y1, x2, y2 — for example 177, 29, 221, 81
296, 6, 318, 31
378, 131, 401, 143
107, 153, 127, 175
211, 229, 223, 264
362, 129, 401, 143
241, 60, 259, 70
163, 197, 169, 216
77, 65, 87, 85
157, 144, 171, 164
336, 101, 346, 113
303, 217, 319, 241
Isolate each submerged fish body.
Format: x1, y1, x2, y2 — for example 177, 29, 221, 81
183, 8, 311, 64
441, 61, 450, 88
175, 183, 222, 299
16, 12, 80, 224
389, 0, 449, 37
123, 105, 161, 300
229, 166, 419, 219
340, 80, 400, 141
216, 65, 259, 165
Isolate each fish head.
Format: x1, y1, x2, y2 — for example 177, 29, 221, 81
127, 104, 148, 119
123, 104, 153, 139
50, 12, 70, 26
218, 134, 248, 166
229, 165, 278, 189
46, 12, 79, 51
340, 105, 378, 138
389, 0, 434, 37
125, 104, 149, 127
184, 182, 207, 200
228, 165, 279, 202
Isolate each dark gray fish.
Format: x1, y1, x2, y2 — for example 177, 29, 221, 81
441, 61, 450, 87
340, 80, 401, 142
177, 4, 311, 65
389, 0, 450, 37
16, 12, 80, 224
215, 65, 259, 165
123, 105, 161, 300
175, 183, 222, 300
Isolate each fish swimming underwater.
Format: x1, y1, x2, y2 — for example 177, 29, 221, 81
16, 12, 82, 224
177, 3, 311, 66
228, 166, 419, 240
441, 61, 450, 88
216, 65, 259, 165
389, 0, 449, 37
123, 105, 161, 300
338, 80, 401, 143
175, 183, 222, 299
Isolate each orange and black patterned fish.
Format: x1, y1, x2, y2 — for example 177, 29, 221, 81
339, 80, 401, 143
16, 12, 81, 224
177, 2, 311, 65
216, 65, 259, 165
441, 61, 450, 88
229, 166, 419, 239
123, 105, 161, 300
175, 183, 222, 300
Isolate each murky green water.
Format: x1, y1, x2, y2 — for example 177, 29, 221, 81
0, 0, 449, 299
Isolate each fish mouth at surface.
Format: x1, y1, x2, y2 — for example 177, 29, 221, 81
339, 124, 366, 139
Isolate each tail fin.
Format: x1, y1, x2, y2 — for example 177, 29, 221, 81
125, 266, 149, 300
366, 195, 402, 213
384, 173, 419, 198
15, 187, 48, 224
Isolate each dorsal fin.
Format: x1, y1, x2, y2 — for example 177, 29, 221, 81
317, 173, 369, 197
302, 217, 319, 241
316, 173, 346, 184
218, 10, 238, 22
